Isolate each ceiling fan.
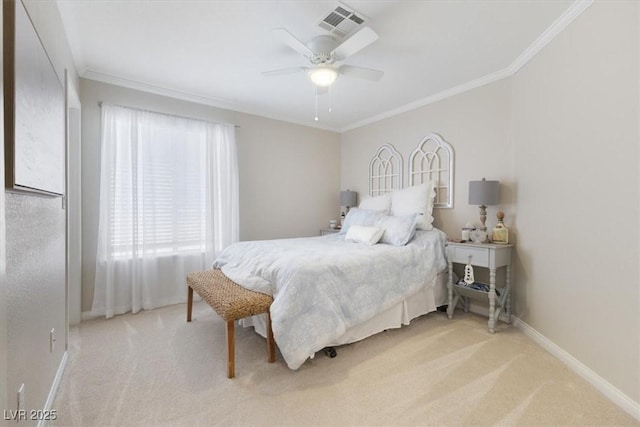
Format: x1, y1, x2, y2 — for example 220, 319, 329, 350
262, 26, 384, 88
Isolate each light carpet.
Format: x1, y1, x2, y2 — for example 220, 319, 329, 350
51, 302, 638, 426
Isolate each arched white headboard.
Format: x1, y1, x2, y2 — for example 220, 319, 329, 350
369, 144, 403, 196
408, 133, 454, 208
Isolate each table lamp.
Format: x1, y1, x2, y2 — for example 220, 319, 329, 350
468, 178, 499, 234
340, 190, 357, 214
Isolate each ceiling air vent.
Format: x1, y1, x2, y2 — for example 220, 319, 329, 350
318, 2, 369, 39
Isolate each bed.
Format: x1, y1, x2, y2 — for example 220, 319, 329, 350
213, 134, 455, 370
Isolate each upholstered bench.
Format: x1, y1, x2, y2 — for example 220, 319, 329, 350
186, 269, 275, 378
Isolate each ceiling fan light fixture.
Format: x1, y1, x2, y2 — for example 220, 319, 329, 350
309, 67, 337, 87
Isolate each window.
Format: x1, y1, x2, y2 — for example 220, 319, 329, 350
108, 123, 209, 257
93, 104, 239, 318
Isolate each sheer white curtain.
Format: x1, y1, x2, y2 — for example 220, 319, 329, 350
92, 105, 238, 318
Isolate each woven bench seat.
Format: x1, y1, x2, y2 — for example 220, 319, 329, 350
186, 269, 275, 378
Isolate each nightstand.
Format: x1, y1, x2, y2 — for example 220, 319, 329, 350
446, 241, 513, 333
320, 228, 341, 236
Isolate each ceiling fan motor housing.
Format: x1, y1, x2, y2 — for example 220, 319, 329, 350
306, 35, 339, 64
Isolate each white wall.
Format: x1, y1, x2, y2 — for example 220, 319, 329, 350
340, 0, 639, 413
80, 79, 341, 313
3, 0, 79, 422
511, 0, 639, 404
341, 78, 515, 239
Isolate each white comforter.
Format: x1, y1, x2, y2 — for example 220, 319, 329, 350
212, 229, 448, 370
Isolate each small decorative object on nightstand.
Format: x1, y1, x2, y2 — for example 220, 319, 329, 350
446, 241, 513, 333
461, 222, 475, 242
469, 228, 488, 244
491, 212, 509, 244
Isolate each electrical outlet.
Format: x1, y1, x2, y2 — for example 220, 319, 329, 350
17, 383, 25, 412
50, 328, 56, 353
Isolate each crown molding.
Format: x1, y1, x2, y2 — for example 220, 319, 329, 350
81, 70, 340, 133
507, 0, 594, 74
339, 67, 513, 133
82, 70, 239, 110
341, 0, 594, 133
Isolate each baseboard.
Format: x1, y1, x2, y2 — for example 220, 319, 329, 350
38, 350, 68, 427
81, 310, 102, 321
513, 316, 640, 421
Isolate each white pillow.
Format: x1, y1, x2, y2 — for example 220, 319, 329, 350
359, 193, 392, 211
345, 225, 384, 246
391, 182, 436, 230
340, 208, 387, 234
376, 214, 419, 246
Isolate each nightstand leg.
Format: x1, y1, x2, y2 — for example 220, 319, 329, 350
447, 260, 454, 319
488, 268, 496, 333
505, 265, 512, 324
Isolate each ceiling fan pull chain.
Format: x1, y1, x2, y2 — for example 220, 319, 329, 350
314, 86, 319, 121
328, 86, 332, 113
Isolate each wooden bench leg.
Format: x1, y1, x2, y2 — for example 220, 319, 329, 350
226, 320, 235, 378
266, 312, 275, 363
187, 286, 193, 322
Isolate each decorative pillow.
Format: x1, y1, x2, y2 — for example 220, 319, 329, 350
376, 213, 419, 246
391, 182, 436, 230
345, 225, 384, 246
340, 208, 387, 234
359, 193, 392, 211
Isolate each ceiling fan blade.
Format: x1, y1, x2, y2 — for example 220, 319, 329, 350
337, 65, 384, 82
273, 28, 314, 58
331, 27, 379, 61
261, 67, 309, 77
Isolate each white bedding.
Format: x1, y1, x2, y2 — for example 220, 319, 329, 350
213, 229, 448, 370
243, 270, 448, 348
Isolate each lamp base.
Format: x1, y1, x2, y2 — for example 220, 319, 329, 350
479, 205, 490, 243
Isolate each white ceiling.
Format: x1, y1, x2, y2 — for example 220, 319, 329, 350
56, 0, 576, 132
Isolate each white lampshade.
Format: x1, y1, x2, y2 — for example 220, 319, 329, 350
469, 178, 500, 206
309, 67, 337, 87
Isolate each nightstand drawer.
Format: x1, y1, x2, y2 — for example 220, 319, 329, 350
320, 228, 341, 236
448, 245, 489, 266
